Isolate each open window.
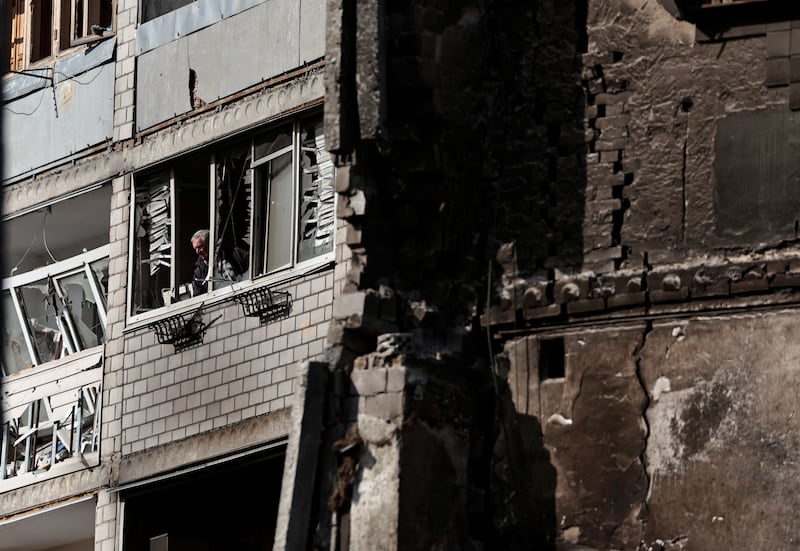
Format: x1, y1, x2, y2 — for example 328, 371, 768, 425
6, 0, 113, 71
2, 185, 111, 375
129, 112, 335, 320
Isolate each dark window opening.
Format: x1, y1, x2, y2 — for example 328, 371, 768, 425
122, 450, 285, 551
73, 0, 113, 41
140, 0, 194, 24
538, 337, 565, 380
30, 0, 53, 63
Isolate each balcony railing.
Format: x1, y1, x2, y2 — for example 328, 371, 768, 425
1, 349, 102, 483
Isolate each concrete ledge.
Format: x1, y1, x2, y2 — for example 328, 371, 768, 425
117, 408, 291, 486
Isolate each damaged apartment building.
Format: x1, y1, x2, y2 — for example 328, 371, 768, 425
1, 0, 336, 549
3, 0, 800, 551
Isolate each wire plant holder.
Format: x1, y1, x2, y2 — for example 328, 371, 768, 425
148, 306, 211, 352
234, 286, 293, 325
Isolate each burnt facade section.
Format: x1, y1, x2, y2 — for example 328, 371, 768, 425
306, 0, 800, 550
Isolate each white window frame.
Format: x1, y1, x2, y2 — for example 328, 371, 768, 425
1, 244, 109, 374
126, 113, 336, 326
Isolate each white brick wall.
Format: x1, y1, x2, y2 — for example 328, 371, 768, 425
113, 0, 138, 141
117, 270, 334, 455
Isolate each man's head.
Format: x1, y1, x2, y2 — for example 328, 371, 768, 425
191, 229, 210, 260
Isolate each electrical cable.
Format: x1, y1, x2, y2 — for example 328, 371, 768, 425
4, 64, 108, 117
3, 89, 46, 116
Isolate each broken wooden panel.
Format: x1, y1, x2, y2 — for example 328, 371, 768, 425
9, 0, 25, 71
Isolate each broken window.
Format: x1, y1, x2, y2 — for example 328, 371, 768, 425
130, 112, 335, 319
2, 381, 100, 481
131, 154, 210, 314
6, 0, 113, 71
1, 185, 111, 375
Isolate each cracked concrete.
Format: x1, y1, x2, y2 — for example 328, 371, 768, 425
503, 310, 800, 550
640, 311, 800, 549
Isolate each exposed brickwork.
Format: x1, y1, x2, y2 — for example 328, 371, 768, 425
100, 175, 131, 463
95, 491, 118, 551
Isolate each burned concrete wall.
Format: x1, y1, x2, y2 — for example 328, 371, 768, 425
306, 0, 800, 550
641, 312, 800, 549
328, 0, 589, 326
320, 0, 591, 548
502, 310, 800, 550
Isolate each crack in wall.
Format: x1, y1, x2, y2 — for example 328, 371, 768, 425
633, 320, 654, 527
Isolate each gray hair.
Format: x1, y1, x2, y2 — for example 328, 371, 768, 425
191, 229, 210, 244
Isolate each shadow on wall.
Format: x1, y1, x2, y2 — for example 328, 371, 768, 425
355, 0, 589, 329
493, 398, 558, 550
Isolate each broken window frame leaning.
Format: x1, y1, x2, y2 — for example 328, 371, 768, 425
1, 354, 102, 483
7, 0, 114, 71
1, 244, 109, 376
127, 111, 336, 324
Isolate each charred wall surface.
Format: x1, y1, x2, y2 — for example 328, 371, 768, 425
315, 0, 800, 550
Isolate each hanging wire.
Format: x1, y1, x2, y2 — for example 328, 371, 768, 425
3, 89, 46, 116
4, 65, 108, 117
42, 221, 59, 263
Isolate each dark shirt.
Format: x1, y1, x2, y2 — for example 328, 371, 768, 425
218, 244, 249, 281
193, 256, 208, 296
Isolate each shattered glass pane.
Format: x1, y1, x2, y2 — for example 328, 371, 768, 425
297, 116, 335, 263
2, 290, 33, 375
57, 270, 104, 349
214, 142, 252, 286
18, 279, 66, 364
132, 170, 172, 314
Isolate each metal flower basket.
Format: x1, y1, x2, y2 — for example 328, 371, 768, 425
234, 286, 292, 325
150, 307, 209, 352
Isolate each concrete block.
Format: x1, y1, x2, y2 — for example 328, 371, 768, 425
351, 368, 388, 396
731, 278, 770, 294
362, 392, 404, 419
523, 303, 561, 320
771, 273, 800, 287
566, 298, 606, 315
386, 367, 406, 393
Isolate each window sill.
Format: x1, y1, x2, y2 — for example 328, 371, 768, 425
124, 256, 334, 333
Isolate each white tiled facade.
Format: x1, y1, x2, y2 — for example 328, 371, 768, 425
1, 1, 334, 548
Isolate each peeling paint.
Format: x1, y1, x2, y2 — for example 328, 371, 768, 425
547, 414, 573, 426
651, 376, 671, 401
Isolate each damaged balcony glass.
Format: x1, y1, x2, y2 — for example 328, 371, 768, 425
2, 377, 101, 482
2, 246, 109, 374
2, 185, 111, 375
